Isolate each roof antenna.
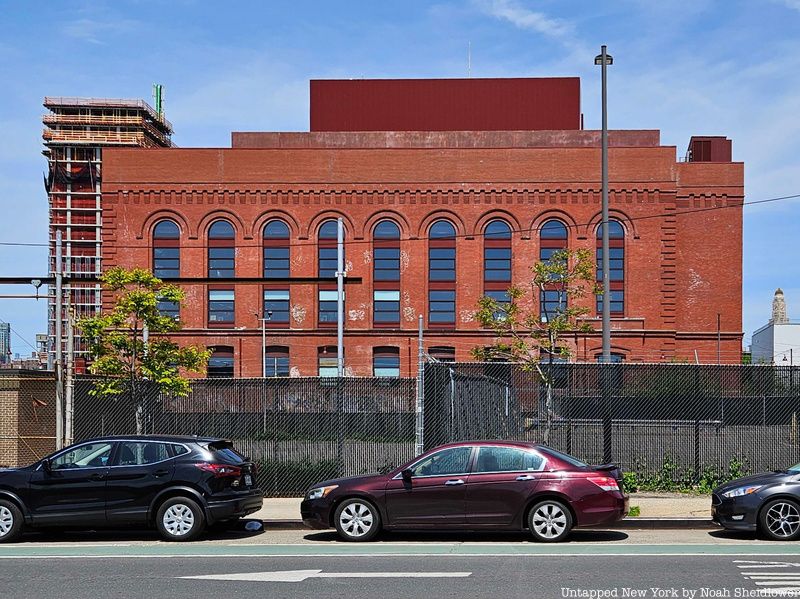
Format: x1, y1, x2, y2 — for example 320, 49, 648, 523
468, 42, 472, 78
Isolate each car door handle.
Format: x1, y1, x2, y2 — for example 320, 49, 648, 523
89, 473, 106, 481
153, 469, 169, 478
516, 475, 536, 481
444, 479, 465, 486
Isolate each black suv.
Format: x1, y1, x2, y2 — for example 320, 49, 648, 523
0, 435, 263, 542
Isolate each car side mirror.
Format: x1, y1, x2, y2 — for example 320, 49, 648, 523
401, 469, 413, 484
42, 459, 52, 474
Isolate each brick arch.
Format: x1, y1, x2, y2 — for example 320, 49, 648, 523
584, 210, 639, 240
472, 209, 523, 239
194, 210, 247, 240
529, 210, 578, 241
304, 210, 355, 240
416, 209, 467, 239
362, 210, 411, 239
138, 210, 189, 241
251, 209, 302, 239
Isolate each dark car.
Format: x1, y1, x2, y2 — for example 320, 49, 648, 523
713, 465, 800, 540
301, 441, 628, 542
0, 435, 262, 543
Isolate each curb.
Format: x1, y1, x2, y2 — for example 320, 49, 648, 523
260, 518, 718, 531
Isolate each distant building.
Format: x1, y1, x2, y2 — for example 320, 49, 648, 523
0, 323, 10, 364
752, 289, 800, 364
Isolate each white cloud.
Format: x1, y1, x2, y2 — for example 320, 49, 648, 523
781, 0, 800, 11
61, 18, 143, 45
476, 0, 574, 40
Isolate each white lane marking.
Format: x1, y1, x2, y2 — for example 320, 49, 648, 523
736, 560, 800, 590
180, 570, 472, 583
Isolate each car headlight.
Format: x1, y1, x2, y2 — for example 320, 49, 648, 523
722, 485, 762, 498
307, 485, 338, 500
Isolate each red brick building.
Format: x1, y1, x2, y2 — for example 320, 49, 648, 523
100, 78, 743, 377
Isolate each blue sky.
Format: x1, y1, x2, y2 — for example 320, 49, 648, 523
1, 0, 799, 357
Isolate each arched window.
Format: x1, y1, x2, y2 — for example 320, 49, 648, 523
373, 220, 401, 326
596, 219, 625, 316
373, 346, 400, 377
318, 220, 342, 327
153, 220, 180, 279
483, 220, 512, 319
428, 220, 456, 326
429, 346, 456, 363
208, 220, 235, 278
263, 220, 291, 326
207, 346, 234, 378
153, 220, 181, 318
539, 219, 568, 321
264, 346, 290, 377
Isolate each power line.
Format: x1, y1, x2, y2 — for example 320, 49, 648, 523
0, 316, 39, 353
0, 191, 797, 251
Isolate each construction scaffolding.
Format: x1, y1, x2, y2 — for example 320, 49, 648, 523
43, 94, 174, 365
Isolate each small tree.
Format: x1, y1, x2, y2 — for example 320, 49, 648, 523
80, 267, 210, 432
472, 248, 598, 443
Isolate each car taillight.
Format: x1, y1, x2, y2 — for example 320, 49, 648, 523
195, 462, 242, 478
587, 475, 620, 492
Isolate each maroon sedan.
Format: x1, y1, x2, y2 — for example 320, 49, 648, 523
301, 441, 628, 542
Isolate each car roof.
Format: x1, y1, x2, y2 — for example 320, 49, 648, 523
80, 435, 227, 444
432, 440, 542, 450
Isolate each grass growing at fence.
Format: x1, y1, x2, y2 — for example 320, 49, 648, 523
622, 455, 749, 494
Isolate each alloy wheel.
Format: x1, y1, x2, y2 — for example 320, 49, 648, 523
765, 501, 800, 539
532, 502, 568, 540
338, 502, 374, 538
162, 503, 196, 537
0, 506, 13, 538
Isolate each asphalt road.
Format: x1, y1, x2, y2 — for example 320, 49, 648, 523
5, 528, 800, 599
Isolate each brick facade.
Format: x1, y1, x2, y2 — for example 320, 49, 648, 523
99, 78, 744, 376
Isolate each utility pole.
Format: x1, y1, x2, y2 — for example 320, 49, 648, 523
55, 230, 64, 450
416, 314, 424, 455
336, 218, 345, 377
65, 305, 74, 447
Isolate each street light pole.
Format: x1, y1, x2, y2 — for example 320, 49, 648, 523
255, 310, 272, 377
595, 45, 613, 363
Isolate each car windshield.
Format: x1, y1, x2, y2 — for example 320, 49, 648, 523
788, 463, 800, 472
539, 447, 588, 468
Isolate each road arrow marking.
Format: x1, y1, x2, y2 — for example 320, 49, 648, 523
180, 570, 472, 583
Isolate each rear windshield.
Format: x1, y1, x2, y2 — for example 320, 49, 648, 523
207, 441, 245, 464
539, 447, 588, 468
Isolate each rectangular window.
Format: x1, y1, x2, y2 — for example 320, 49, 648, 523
265, 348, 290, 377
428, 247, 455, 281
263, 247, 289, 278
208, 290, 234, 324
208, 348, 234, 377
318, 247, 338, 278
429, 346, 456, 362
153, 247, 179, 279
596, 248, 624, 281
374, 247, 400, 281
485, 290, 510, 320
318, 347, 338, 377
429, 289, 455, 324
596, 289, 624, 314
484, 247, 511, 282
373, 348, 400, 377
319, 289, 342, 325
208, 247, 235, 278
540, 289, 565, 322
263, 289, 290, 324
157, 299, 180, 320
374, 290, 400, 324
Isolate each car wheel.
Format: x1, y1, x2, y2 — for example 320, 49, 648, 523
334, 498, 381, 542
156, 497, 205, 542
759, 498, 800, 541
0, 500, 23, 543
528, 499, 573, 543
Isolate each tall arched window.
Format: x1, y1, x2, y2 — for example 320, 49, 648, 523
428, 220, 456, 326
539, 219, 568, 321
373, 220, 401, 326
596, 219, 625, 316
263, 220, 290, 326
153, 220, 180, 319
484, 220, 512, 319
318, 220, 342, 327
208, 220, 235, 278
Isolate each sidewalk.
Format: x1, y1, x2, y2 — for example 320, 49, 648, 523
252, 493, 714, 529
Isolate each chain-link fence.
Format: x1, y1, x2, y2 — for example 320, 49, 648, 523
74, 376, 416, 496
0, 370, 57, 467
424, 362, 800, 482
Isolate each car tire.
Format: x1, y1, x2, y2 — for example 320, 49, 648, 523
156, 497, 205, 542
759, 498, 800, 541
333, 498, 381, 542
528, 499, 573, 543
0, 500, 23, 544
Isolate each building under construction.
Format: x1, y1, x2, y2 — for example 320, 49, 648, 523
42, 94, 173, 364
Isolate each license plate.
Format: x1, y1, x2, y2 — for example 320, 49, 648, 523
244, 474, 252, 486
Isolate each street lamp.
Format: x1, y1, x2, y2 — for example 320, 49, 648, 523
254, 310, 272, 377
594, 45, 613, 363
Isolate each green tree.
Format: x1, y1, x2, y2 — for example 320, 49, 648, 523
80, 267, 210, 432
472, 248, 598, 443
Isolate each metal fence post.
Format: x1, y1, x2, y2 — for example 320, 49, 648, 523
415, 314, 424, 456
